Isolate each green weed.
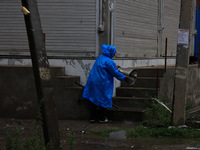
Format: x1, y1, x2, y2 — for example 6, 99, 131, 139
5, 126, 22, 150
126, 126, 200, 138
88, 129, 120, 137
67, 132, 77, 150
143, 100, 171, 128
86, 127, 200, 139
1, 119, 46, 150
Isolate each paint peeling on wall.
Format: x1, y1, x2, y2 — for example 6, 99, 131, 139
65, 59, 76, 68
77, 60, 92, 80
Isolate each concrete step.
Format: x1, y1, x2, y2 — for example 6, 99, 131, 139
108, 97, 153, 122
0, 65, 83, 119
0, 65, 66, 77
53, 75, 80, 87
116, 87, 158, 98
50, 66, 66, 77
112, 96, 152, 108
111, 67, 168, 122
54, 86, 89, 120
136, 67, 165, 77
107, 107, 146, 122
121, 77, 162, 88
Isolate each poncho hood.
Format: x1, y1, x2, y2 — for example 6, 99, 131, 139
101, 44, 116, 58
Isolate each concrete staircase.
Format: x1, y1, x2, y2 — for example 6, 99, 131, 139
0, 65, 89, 120
0, 65, 171, 122
108, 67, 166, 122
53, 74, 89, 120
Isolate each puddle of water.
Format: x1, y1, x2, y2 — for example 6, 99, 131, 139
109, 130, 126, 139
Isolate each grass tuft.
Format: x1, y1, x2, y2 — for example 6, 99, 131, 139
126, 126, 200, 138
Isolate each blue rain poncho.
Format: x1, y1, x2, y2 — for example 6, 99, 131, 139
82, 44, 126, 108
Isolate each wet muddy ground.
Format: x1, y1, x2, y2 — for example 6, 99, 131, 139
0, 118, 200, 150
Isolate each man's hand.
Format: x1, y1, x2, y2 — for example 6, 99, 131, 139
117, 65, 121, 69
124, 76, 135, 86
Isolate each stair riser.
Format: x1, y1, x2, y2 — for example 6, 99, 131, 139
122, 78, 162, 88
53, 76, 80, 88
137, 69, 165, 77
113, 98, 152, 108
107, 111, 145, 122
111, 68, 167, 122
50, 67, 65, 77
116, 88, 158, 97
54, 87, 89, 120
0, 66, 73, 119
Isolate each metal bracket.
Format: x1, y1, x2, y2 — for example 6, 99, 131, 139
98, 24, 104, 32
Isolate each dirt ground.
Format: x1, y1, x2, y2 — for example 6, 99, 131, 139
1, 118, 200, 150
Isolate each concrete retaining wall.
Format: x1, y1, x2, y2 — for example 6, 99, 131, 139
0, 65, 90, 119
158, 65, 200, 109
187, 65, 200, 106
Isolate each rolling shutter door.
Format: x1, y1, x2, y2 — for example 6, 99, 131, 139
0, 0, 97, 57
114, 0, 158, 57
0, 1, 29, 55
37, 0, 97, 57
162, 0, 181, 56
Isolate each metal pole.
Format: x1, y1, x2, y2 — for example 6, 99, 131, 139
165, 38, 168, 71
157, 68, 159, 91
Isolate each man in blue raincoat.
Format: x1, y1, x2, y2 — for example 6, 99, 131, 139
82, 44, 126, 123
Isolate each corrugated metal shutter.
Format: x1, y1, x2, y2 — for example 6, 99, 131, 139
0, 0, 97, 57
0, 1, 29, 55
162, 0, 181, 56
114, 0, 158, 57
37, 0, 97, 57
